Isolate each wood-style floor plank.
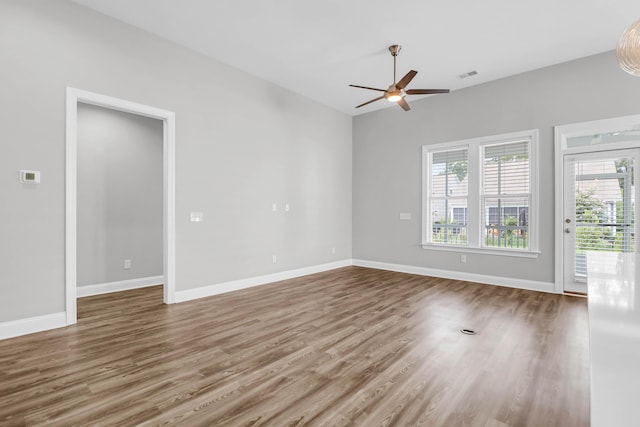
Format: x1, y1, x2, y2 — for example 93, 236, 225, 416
0, 267, 589, 426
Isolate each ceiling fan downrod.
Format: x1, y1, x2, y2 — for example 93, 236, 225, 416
389, 44, 401, 84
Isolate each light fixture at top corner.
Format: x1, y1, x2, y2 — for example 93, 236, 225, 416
617, 18, 640, 76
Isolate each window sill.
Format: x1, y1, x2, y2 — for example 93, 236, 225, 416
421, 243, 540, 258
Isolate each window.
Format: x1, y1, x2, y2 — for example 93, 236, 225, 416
429, 148, 468, 245
482, 141, 530, 249
422, 130, 538, 257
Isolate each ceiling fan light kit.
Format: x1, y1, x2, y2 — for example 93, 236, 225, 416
350, 44, 449, 111
385, 88, 405, 102
617, 18, 640, 76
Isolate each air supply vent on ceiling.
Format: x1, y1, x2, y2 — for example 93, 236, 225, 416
457, 70, 479, 80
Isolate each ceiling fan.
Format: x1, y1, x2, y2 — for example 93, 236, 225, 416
350, 45, 450, 111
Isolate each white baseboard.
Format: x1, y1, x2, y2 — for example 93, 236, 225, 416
77, 275, 164, 297
174, 257, 555, 304
174, 259, 353, 303
0, 312, 67, 341
352, 259, 556, 294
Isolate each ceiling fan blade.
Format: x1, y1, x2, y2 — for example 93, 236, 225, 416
395, 70, 418, 90
355, 96, 385, 108
397, 98, 411, 111
349, 84, 386, 92
406, 89, 450, 95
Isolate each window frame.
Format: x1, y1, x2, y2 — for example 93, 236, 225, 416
422, 129, 540, 258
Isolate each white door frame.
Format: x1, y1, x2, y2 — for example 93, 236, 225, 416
65, 87, 176, 325
554, 114, 640, 294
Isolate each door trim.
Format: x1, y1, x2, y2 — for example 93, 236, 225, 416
554, 114, 640, 294
65, 87, 176, 325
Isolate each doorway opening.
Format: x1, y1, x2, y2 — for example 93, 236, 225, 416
555, 115, 640, 294
65, 88, 176, 326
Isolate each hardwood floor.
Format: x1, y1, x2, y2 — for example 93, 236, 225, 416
0, 267, 589, 426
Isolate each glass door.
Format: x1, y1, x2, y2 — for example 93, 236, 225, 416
563, 150, 636, 293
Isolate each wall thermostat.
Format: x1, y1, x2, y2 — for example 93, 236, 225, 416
20, 170, 40, 184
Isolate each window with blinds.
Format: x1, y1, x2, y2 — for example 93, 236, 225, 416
430, 148, 468, 245
423, 129, 538, 255
482, 141, 530, 249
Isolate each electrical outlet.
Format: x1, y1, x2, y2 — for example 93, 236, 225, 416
460, 254, 467, 263
124, 259, 132, 269
331, 247, 336, 254
272, 255, 277, 264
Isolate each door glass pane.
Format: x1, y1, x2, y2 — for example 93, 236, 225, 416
573, 157, 635, 282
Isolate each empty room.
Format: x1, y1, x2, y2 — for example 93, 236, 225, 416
2, 1, 640, 426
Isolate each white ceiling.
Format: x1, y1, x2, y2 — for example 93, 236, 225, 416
72, 0, 640, 116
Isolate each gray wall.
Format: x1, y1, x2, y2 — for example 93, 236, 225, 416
0, 1, 352, 323
77, 103, 163, 286
353, 50, 640, 284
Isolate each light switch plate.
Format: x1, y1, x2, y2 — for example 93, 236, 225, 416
190, 212, 203, 222
399, 212, 411, 220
